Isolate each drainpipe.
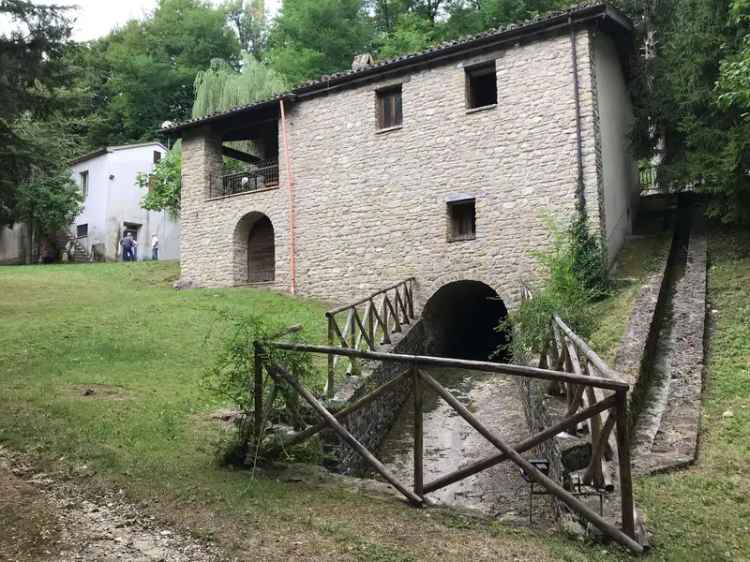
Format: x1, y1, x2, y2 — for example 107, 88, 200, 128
280, 98, 297, 295
569, 16, 586, 212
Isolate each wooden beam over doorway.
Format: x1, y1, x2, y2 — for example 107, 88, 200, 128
222, 145, 262, 164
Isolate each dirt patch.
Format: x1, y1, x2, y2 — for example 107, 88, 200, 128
67, 383, 131, 401
0, 447, 229, 562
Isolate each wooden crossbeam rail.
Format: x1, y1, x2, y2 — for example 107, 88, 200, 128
521, 288, 626, 492
257, 341, 640, 553
324, 278, 417, 397
273, 342, 629, 391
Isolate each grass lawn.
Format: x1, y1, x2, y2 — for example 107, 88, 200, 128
0, 227, 748, 561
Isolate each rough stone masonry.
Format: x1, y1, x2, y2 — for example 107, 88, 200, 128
174, 4, 638, 313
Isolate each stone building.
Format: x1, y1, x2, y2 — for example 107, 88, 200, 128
164, 3, 637, 315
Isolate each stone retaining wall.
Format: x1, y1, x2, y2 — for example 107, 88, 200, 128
636, 212, 707, 474
613, 235, 675, 388
322, 321, 425, 475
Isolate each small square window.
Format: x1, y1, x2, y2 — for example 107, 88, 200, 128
376, 86, 403, 129
76, 223, 88, 238
153, 150, 162, 164
466, 62, 497, 109
448, 199, 476, 241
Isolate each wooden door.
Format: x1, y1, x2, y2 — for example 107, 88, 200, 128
247, 216, 275, 283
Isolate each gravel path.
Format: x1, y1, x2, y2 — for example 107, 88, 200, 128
0, 447, 229, 562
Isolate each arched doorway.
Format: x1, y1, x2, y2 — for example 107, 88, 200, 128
422, 280, 510, 361
248, 216, 274, 282
234, 212, 275, 284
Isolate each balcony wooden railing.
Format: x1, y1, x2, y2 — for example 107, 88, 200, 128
209, 160, 279, 199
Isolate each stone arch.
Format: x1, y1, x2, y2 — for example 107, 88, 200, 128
233, 211, 275, 284
422, 280, 510, 361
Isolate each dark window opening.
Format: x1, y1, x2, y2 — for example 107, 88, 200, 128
79, 170, 89, 199
448, 199, 476, 241
466, 62, 497, 109
153, 150, 162, 164
376, 86, 403, 129
76, 224, 88, 238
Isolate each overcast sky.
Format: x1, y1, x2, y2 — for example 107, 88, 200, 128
2, 0, 281, 42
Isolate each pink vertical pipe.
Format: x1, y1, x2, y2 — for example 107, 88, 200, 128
280, 98, 297, 294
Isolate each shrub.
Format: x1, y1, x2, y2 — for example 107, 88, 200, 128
501, 212, 609, 361
203, 313, 320, 465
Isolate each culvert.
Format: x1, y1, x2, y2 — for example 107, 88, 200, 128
421, 280, 511, 361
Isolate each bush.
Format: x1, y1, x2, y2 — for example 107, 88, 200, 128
501, 212, 609, 361
203, 313, 320, 465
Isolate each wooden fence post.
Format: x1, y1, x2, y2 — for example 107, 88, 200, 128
615, 389, 636, 539
413, 368, 424, 498
253, 342, 264, 444
326, 315, 335, 398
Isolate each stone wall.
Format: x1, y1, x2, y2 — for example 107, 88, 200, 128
322, 321, 425, 475
178, 29, 630, 310
614, 232, 675, 388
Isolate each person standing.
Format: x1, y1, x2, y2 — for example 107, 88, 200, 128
120, 232, 136, 261
151, 233, 159, 261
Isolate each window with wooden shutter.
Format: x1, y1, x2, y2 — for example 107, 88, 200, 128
376, 86, 403, 129
447, 199, 476, 241
465, 61, 497, 109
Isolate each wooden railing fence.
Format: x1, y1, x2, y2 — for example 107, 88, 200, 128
324, 278, 416, 397
253, 338, 642, 554
520, 286, 627, 494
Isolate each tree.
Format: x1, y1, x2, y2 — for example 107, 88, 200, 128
267, 0, 375, 85
138, 147, 182, 217
0, 0, 73, 226
192, 55, 287, 118
15, 172, 82, 260
614, 0, 750, 223
71, 0, 241, 146
224, 0, 268, 58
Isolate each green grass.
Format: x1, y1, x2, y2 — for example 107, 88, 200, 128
1, 232, 749, 561
589, 233, 672, 363
626, 226, 750, 562
0, 261, 327, 487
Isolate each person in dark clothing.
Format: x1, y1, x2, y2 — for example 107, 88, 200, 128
120, 233, 135, 261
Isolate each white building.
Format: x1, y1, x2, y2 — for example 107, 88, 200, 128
70, 142, 180, 261
0, 223, 29, 265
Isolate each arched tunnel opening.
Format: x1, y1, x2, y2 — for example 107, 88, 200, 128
422, 280, 511, 362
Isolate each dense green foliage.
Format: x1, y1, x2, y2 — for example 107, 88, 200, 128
137, 146, 183, 216
5, 0, 750, 240
203, 313, 321, 463
267, 0, 374, 84
613, 0, 750, 223
69, 0, 240, 146
192, 55, 287, 118
501, 215, 609, 360
0, 0, 74, 227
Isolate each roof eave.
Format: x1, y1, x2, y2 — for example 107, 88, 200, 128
162, 3, 633, 137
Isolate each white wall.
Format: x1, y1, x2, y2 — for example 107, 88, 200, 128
594, 32, 640, 262
0, 223, 28, 264
71, 153, 111, 254
70, 144, 180, 261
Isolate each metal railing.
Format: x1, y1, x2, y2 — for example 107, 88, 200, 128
209, 160, 279, 198
252, 338, 642, 554
639, 165, 657, 191
325, 278, 416, 396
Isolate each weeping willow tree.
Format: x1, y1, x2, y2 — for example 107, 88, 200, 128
192, 55, 287, 118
